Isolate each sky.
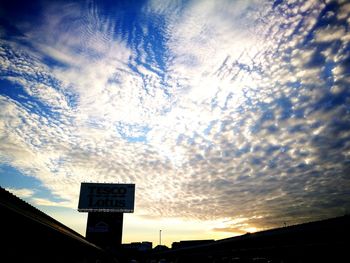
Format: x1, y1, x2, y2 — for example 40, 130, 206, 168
0, 0, 350, 247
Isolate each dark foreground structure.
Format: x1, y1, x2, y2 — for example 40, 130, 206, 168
0, 187, 115, 262
149, 215, 349, 263
1, 186, 349, 263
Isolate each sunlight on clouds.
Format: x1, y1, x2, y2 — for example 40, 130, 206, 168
211, 216, 264, 236
243, 227, 260, 233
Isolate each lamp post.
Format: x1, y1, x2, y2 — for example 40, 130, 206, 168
159, 229, 162, 246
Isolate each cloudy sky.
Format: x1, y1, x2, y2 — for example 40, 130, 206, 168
1, 0, 350, 246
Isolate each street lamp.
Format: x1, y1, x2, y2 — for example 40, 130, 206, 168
159, 229, 162, 246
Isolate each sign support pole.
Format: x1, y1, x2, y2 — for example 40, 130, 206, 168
86, 211, 124, 249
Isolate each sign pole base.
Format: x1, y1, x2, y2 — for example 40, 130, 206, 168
86, 212, 124, 249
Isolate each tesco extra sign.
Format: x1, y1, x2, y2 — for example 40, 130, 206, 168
78, 183, 135, 213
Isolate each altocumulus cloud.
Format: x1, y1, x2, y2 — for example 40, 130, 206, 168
0, 0, 350, 233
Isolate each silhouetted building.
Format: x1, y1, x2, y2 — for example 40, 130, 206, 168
153, 245, 169, 252
172, 239, 215, 249
0, 187, 109, 262
122, 241, 152, 251
149, 215, 350, 263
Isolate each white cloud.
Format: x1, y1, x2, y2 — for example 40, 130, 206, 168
6, 187, 35, 198
338, 2, 350, 20
31, 197, 72, 208
5, 187, 72, 209
315, 25, 346, 42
